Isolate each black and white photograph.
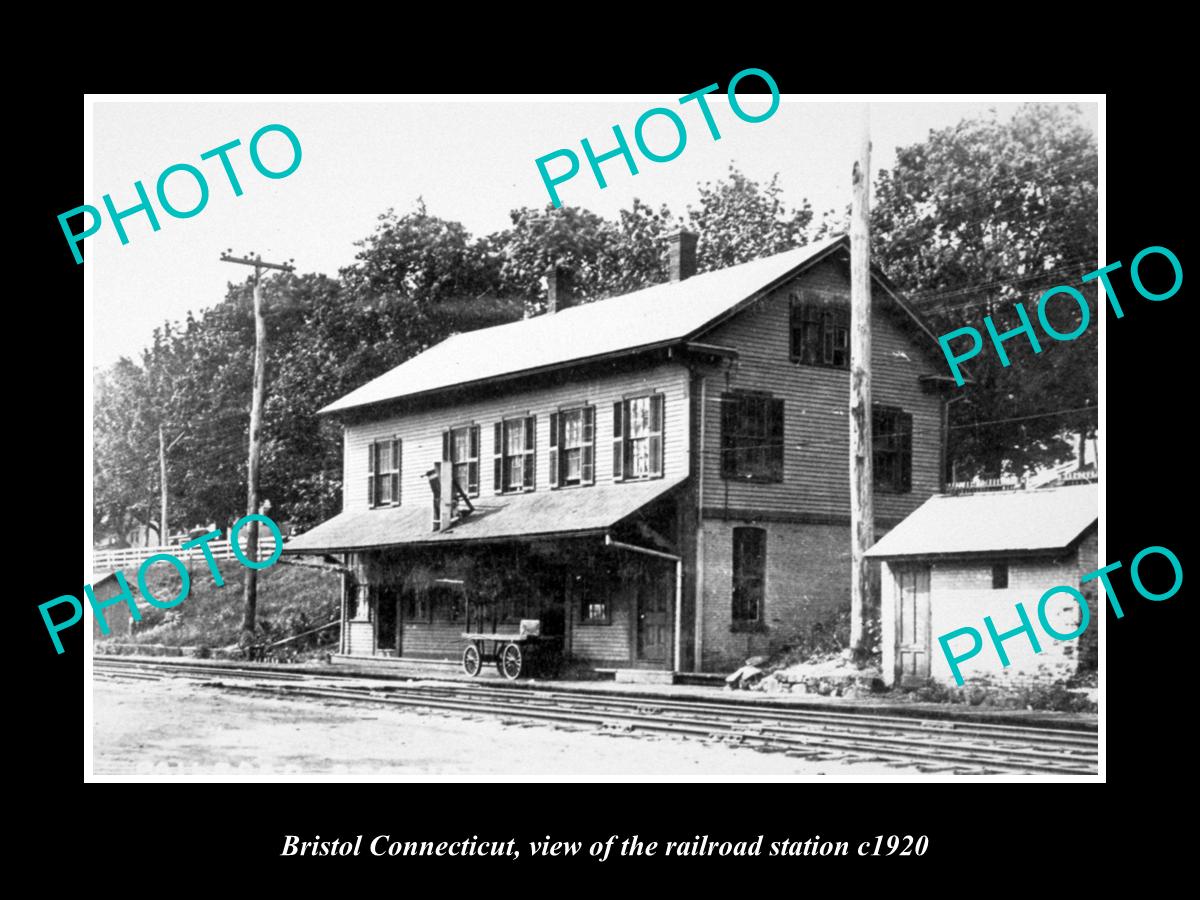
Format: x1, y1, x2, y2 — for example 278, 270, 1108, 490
76, 91, 1112, 782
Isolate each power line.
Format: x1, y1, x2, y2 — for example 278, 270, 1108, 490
950, 406, 1097, 430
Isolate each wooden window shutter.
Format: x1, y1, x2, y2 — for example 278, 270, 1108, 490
468, 425, 480, 496
523, 415, 536, 491
548, 412, 560, 489
769, 398, 785, 481
901, 411, 914, 492
612, 401, 624, 480
649, 394, 664, 477
442, 430, 450, 463
789, 295, 800, 359
392, 438, 402, 505
367, 441, 376, 507
581, 405, 595, 485
493, 422, 503, 493
720, 394, 737, 479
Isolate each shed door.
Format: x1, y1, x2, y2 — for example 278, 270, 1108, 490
895, 565, 931, 685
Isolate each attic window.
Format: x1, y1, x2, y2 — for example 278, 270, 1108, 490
790, 293, 849, 368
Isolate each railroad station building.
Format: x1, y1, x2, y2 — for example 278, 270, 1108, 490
284, 233, 954, 675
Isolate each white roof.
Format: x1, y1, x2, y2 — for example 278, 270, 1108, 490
322, 236, 848, 413
865, 485, 1098, 557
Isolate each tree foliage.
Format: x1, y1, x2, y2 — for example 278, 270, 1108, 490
873, 104, 1098, 476
93, 106, 1098, 540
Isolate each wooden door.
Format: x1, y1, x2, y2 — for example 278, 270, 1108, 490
636, 565, 670, 664
895, 565, 931, 685
375, 586, 399, 655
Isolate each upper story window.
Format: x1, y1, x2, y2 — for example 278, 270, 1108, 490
367, 438, 401, 507
444, 425, 480, 497
721, 392, 784, 483
612, 394, 664, 481
791, 293, 850, 368
550, 406, 595, 488
732, 526, 766, 625
494, 416, 536, 493
873, 404, 913, 493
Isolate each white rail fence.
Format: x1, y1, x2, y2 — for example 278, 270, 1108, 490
93, 536, 279, 574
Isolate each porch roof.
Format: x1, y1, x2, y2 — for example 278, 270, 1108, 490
282, 475, 688, 554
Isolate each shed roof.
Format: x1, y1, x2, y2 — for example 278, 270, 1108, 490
864, 485, 1098, 558
283, 475, 687, 554
322, 235, 934, 414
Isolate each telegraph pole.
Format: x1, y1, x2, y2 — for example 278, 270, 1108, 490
158, 426, 184, 546
220, 253, 294, 640
849, 105, 874, 665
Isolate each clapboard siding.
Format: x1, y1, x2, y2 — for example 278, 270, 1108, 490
343, 362, 690, 513
569, 608, 632, 662
400, 622, 462, 661
699, 259, 943, 521
345, 621, 373, 656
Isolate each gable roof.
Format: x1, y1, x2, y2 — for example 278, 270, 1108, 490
864, 485, 1098, 558
322, 234, 937, 415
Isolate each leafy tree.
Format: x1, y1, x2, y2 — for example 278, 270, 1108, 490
93, 358, 161, 541
685, 164, 815, 271
872, 104, 1098, 477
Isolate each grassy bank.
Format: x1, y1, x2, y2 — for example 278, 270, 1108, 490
96, 557, 340, 654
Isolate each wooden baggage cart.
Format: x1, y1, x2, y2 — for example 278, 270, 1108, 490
460, 619, 553, 680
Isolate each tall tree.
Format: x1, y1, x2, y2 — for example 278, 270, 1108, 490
872, 104, 1099, 477
686, 164, 815, 271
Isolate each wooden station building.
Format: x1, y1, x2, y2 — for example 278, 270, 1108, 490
284, 233, 953, 674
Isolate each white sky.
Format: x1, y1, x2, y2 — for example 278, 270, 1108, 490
90, 97, 1097, 368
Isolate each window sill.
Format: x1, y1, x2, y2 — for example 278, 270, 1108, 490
720, 475, 783, 485
615, 474, 664, 484
790, 358, 849, 371
577, 620, 612, 627
369, 503, 402, 510
730, 620, 768, 634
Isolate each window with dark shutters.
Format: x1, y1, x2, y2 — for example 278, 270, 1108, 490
790, 292, 850, 369
497, 416, 537, 493
367, 438, 401, 508
732, 527, 766, 624
447, 424, 480, 497
551, 405, 596, 488
615, 394, 663, 481
873, 404, 913, 493
721, 393, 784, 482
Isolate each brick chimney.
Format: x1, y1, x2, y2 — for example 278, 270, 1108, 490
545, 264, 575, 313
668, 230, 698, 282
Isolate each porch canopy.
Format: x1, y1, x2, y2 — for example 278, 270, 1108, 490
283, 475, 688, 555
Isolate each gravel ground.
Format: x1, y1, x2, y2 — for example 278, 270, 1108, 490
93, 677, 907, 777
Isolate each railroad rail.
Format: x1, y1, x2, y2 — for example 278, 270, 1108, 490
93, 657, 1098, 775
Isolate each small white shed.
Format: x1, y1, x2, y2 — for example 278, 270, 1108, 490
866, 485, 1098, 687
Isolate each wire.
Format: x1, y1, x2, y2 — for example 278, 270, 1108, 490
949, 406, 1097, 430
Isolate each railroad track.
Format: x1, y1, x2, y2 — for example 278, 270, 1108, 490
93, 657, 1098, 775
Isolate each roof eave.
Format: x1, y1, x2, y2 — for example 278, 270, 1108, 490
318, 338, 688, 417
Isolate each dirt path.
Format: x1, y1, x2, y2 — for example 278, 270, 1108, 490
93, 678, 906, 777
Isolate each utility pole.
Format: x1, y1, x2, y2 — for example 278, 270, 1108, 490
220, 252, 294, 640
849, 104, 874, 665
158, 425, 184, 546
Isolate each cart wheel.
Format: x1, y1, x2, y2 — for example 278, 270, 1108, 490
462, 643, 481, 677
498, 642, 523, 680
